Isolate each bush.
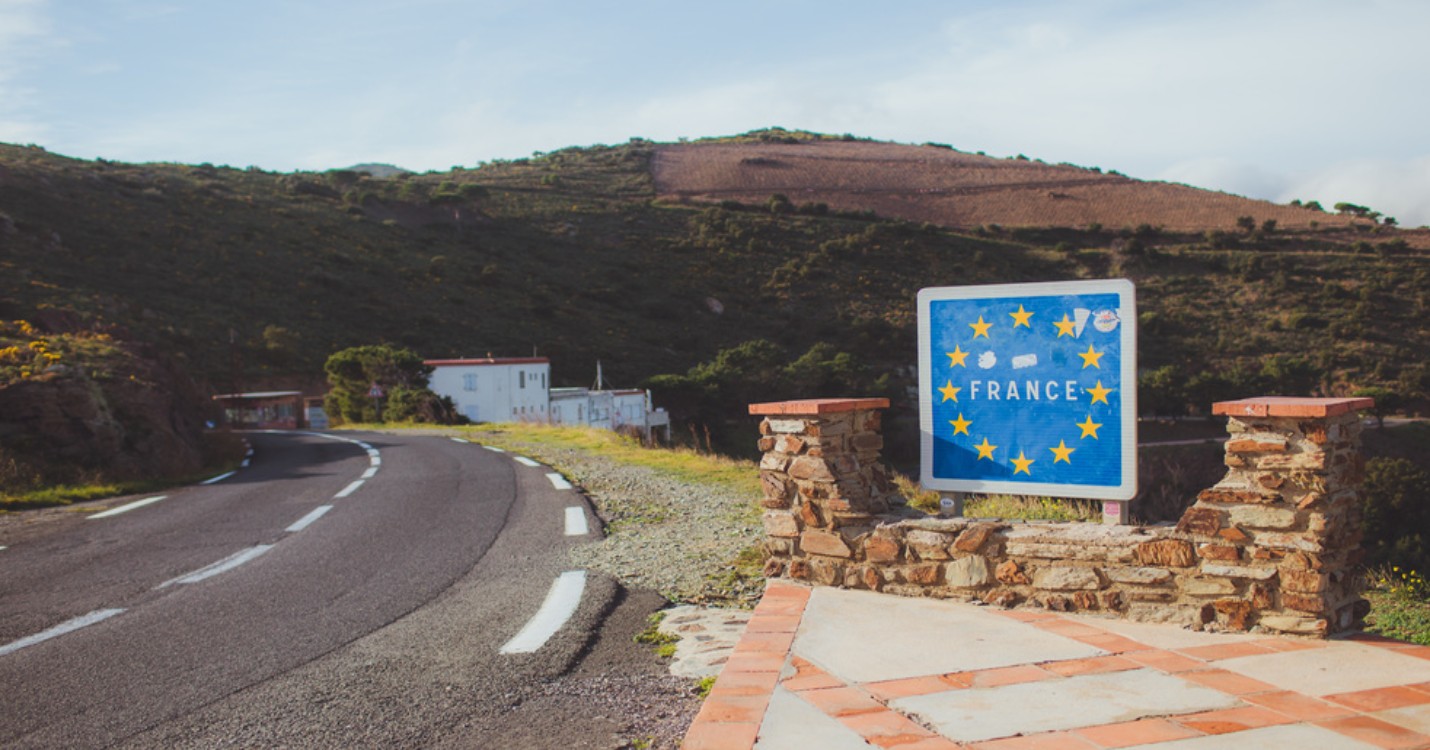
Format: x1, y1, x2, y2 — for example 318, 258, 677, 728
1361, 458, 1430, 571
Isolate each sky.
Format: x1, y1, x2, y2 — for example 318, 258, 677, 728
3, 0, 1429, 226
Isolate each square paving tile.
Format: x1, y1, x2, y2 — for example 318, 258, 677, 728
1216, 642, 1430, 696
1372, 703, 1430, 734
794, 588, 1103, 683
1117, 723, 1379, 749
754, 686, 873, 750
890, 668, 1239, 743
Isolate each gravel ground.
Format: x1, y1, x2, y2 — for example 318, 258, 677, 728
474, 436, 767, 608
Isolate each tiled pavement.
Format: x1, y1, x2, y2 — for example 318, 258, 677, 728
683, 581, 1430, 749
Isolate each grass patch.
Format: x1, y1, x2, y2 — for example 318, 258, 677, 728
633, 610, 679, 658
895, 472, 1098, 521
1363, 565, 1430, 645
696, 675, 717, 699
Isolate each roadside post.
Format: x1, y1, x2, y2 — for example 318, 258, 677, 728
917, 279, 1137, 523
368, 382, 386, 422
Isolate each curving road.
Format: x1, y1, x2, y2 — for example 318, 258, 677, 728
0, 431, 677, 748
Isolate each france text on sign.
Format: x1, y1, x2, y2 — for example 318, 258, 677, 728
918, 279, 1137, 500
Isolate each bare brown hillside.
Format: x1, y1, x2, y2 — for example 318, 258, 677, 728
653, 140, 1362, 233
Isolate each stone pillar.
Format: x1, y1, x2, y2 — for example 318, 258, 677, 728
749, 398, 895, 585
1176, 396, 1374, 636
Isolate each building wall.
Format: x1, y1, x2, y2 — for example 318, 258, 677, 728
426, 359, 550, 423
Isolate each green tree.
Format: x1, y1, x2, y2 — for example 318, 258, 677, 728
323, 344, 451, 424
1353, 386, 1403, 428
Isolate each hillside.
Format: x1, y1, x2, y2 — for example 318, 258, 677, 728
2, 130, 1428, 471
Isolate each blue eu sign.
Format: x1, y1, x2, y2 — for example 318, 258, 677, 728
918, 279, 1137, 501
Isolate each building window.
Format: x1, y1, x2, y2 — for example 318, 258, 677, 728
541, 372, 547, 388
519, 371, 526, 389
463, 374, 478, 391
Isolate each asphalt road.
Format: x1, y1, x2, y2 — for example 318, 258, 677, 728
0, 431, 689, 748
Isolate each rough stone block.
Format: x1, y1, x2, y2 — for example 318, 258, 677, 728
946, 555, 992, 588
1106, 566, 1173, 585
850, 432, 884, 452
906, 529, 954, 560
800, 529, 852, 558
984, 589, 1019, 608
1282, 591, 1328, 613
763, 558, 786, 577
763, 510, 799, 538
1198, 487, 1281, 505
862, 535, 901, 564
1182, 577, 1236, 596
798, 501, 823, 528
1280, 568, 1329, 593
1032, 566, 1101, 591
759, 452, 790, 472
1253, 532, 1323, 553
1197, 544, 1240, 561
766, 419, 808, 434
1259, 615, 1327, 636
1255, 452, 1327, 471
1200, 563, 1278, 581
1228, 505, 1298, 530
1135, 539, 1195, 568
775, 435, 806, 454
788, 456, 835, 482
1213, 599, 1253, 630
1218, 525, 1251, 543
807, 558, 844, 586
1227, 435, 1289, 453
906, 563, 942, 586
807, 419, 851, 437
757, 436, 776, 452
953, 523, 998, 553
760, 472, 793, 508
996, 560, 1030, 585
1176, 507, 1224, 537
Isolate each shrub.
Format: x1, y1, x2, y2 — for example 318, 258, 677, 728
1362, 458, 1430, 571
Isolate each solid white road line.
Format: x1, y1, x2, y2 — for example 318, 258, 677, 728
564, 507, 588, 536
88, 495, 167, 520
334, 480, 364, 498
499, 570, 587, 655
0, 608, 126, 657
513, 456, 541, 468
159, 545, 275, 588
286, 505, 333, 533
545, 472, 573, 491
450, 437, 469, 443
483, 445, 506, 453
200, 471, 236, 485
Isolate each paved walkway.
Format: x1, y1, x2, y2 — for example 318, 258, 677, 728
684, 581, 1430, 749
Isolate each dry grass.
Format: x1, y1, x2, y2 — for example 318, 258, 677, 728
653, 140, 1368, 232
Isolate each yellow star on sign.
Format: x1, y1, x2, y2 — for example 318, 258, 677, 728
949, 413, 972, 436
1054, 313, 1077, 338
1078, 344, 1104, 369
938, 380, 962, 403
1077, 415, 1102, 439
1050, 439, 1074, 463
1086, 380, 1113, 405
974, 437, 997, 460
1009, 304, 1033, 328
1011, 450, 1034, 475
968, 315, 992, 338
946, 345, 969, 368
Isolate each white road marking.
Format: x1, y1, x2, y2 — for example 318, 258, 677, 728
159, 545, 274, 588
0, 608, 126, 657
483, 445, 506, 453
200, 471, 236, 485
361, 466, 378, 479
0, 546, 6, 552
240, 458, 251, 468
514, 456, 541, 468
564, 507, 588, 536
369, 456, 381, 467
499, 570, 587, 655
450, 437, 469, 443
334, 480, 364, 498
546, 472, 573, 491
88, 495, 167, 520
286, 505, 333, 532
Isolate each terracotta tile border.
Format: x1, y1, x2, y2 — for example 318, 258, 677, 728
683, 585, 1430, 750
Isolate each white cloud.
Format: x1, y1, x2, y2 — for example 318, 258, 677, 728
1281, 157, 1430, 228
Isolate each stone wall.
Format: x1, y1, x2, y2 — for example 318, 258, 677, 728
751, 396, 1374, 637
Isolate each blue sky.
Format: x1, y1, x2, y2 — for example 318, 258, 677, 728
3, 0, 1428, 225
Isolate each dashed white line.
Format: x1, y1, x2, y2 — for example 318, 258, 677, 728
361, 466, 378, 479
483, 445, 506, 453
334, 480, 365, 498
545, 472, 573, 491
514, 456, 541, 468
450, 437, 470, 443
200, 471, 237, 485
564, 507, 589, 536
286, 505, 333, 532
159, 545, 274, 588
240, 458, 251, 468
88, 495, 167, 520
499, 570, 587, 655
0, 608, 126, 657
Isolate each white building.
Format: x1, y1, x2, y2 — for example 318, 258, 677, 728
425, 357, 551, 424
